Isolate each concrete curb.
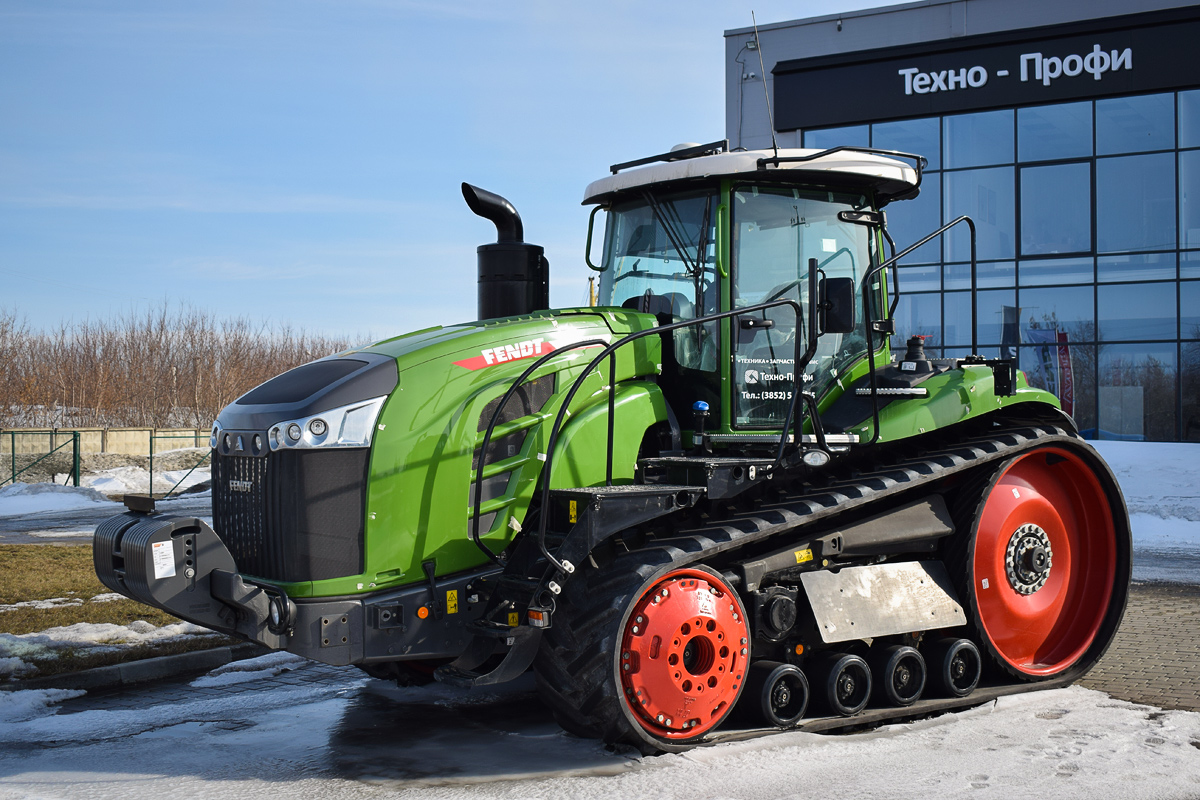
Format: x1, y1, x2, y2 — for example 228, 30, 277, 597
0, 642, 270, 693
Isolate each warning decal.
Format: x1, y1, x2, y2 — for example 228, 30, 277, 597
151, 540, 176, 580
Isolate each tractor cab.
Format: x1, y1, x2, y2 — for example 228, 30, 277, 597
585, 140, 922, 451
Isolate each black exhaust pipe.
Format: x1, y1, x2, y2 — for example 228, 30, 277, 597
462, 182, 549, 320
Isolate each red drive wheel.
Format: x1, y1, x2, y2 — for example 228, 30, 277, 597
967, 444, 1129, 678
618, 568, 749, 741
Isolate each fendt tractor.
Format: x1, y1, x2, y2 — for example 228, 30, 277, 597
95, 140, 1131, 752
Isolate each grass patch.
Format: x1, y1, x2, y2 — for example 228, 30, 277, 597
0, 544, 235, 681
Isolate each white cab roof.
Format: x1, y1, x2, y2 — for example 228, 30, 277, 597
583, 147, 921, 206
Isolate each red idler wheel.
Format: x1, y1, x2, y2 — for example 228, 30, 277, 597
618, 568, 749, 740
966, 444, 1127, 678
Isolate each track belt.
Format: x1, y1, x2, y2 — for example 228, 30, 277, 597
614, 421, 1085, 571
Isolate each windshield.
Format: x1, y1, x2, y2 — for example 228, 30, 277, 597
597, 190, 719, 371
731, 185, 876, 426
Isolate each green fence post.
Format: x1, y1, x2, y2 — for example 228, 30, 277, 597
149, 430, 155, 497
73, 431, 81, 488
9, 431, 14, 487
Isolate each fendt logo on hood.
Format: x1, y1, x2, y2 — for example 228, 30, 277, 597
453, 338, 555, 371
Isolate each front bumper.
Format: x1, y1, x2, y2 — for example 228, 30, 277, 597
94, 512, 496, 666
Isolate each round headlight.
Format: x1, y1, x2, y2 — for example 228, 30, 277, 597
269, 597, 282, 626
802, 449, 831, 467
309, 418, 327, 436
286, 423, 302, 442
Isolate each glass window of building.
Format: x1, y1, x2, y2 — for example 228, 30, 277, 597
944, 167, 1015, 261
944, 110, 1014, 169
872, 117, 941, 170
943, 288, 1014, 349
1020, 343, 1096, 433
944, 261, 1015, 290
1021, 163, 1092, 255
1096, 153, 1176, 253
1018, 102, 1093, 162
803, 125, 868, 150
1096, 93, 1175, 155
1179, 90, 1200, 150
885, 178, 941, 264
1019, 285, 1095, 338
891, 292, 941, 350
1098, 252, 1176, 283
1182, 281, 1200, 338
1098, 282, 1177, 341
1019, 256, 1094, 286
1098, 342, 1177, 441
1179, 149, 1200, 250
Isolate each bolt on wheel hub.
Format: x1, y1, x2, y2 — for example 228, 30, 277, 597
619, 569, 748, 740
1005, 523, 1053, 595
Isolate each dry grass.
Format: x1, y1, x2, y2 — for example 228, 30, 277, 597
0, 303, 354, 429
0, 544, 235, 679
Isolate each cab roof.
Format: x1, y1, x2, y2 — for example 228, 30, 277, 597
583, 142, 923, 207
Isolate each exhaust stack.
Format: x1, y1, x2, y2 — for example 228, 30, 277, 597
462, 182, 549, 320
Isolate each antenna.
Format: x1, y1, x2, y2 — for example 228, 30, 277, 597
751, 11, 779, 159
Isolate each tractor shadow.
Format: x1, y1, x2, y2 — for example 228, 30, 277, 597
326, 674, 635, 787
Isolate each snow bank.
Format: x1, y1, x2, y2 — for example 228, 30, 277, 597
71, 465, 210, 498
0, 620, 222, 667
1092, 441, 1200, 524
0, 688, 85, 723
190, 652, 307, 688
0, 482, 117, 518
0, 591, 127, 613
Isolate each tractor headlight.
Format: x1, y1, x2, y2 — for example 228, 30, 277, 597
268, 396, 388, 451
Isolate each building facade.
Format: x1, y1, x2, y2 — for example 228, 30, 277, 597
726, 0, 1200, 441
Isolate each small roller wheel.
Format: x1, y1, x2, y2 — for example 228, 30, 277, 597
736, 660, 809, 728
810, 652, 871, 716
926, 638, 982, 698
869, 645, 926, 707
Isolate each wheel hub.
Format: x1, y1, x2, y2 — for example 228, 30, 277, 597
619, 571, 748, 739
1005, 523, 1053, 595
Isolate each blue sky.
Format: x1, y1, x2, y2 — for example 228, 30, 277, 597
1, 1, 878, 341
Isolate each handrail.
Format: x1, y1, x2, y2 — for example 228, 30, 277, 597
471, 339, 611, 564
537, 298, 808, 574
756, 146, 928, 195
855, 214, 978, 445
469, 299, 816, 572
874, 215, 978, 353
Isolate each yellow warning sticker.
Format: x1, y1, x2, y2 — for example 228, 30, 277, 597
446, 589, 459, 614
569, 500, 577, 524
507, 611, 520, 627
794, 548, 813, 564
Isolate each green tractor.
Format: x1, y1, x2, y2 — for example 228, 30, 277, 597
95, 140, 1130, 752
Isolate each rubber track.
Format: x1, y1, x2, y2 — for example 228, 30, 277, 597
535, 421, 1097, 752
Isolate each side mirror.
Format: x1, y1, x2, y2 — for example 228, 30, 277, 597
820, 277, 856, 334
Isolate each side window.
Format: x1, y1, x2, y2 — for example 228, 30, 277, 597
599, 192, 719, 371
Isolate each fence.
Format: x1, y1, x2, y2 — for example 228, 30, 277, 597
1, 431, 80, 488
1, 427, 209, 494
0, 427, 206, 457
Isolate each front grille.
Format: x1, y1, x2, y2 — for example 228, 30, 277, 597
212, 449, 368, 583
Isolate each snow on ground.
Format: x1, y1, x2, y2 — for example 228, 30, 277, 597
0, 621, 223, 680
68, 465, 211, 498
0, 483, 117, 518
0, 671, 1197, 799
0, 591, 123, 613
189, 652, 307, 688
